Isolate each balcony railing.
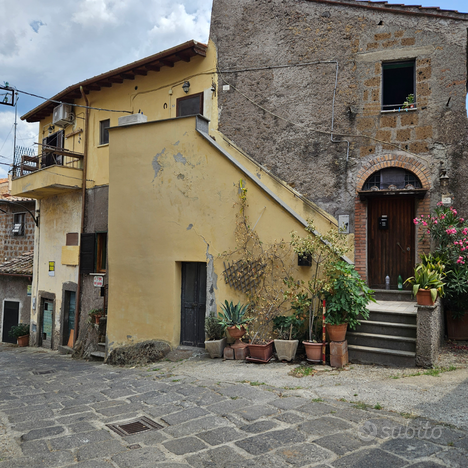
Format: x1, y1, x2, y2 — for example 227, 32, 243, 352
12, 144, 83, 180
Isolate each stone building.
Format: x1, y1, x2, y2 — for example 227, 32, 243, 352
210, 0, 468, 288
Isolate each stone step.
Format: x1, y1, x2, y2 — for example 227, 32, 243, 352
98, 342, 106, 351
366, 309, 417, 325
347, 331, 416, 353
57, 345, 74, 355
373, 289, 414, 302
356, 320, 417, 338
348, 344, 416, 367
90, 351, 105, 361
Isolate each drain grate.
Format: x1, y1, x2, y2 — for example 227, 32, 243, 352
32, 370, 56, 375
107, 417, 163, 437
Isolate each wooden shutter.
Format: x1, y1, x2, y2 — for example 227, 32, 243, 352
80, 233, 95, 274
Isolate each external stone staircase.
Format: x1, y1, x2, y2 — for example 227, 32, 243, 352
90, 342, 106, 361
347, 290, 417, 367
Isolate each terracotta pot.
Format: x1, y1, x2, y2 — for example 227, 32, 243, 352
17, 335, 29, 347
227, 326, 246, 341
204, 337, 227, 358
93, 314, 102, 324
326, 323, 348, 342
247, 340, 274, 362
274, 339, 298, 362
416, 289, 435, 306
446, 312, 468, 340
303, 341, 323, 362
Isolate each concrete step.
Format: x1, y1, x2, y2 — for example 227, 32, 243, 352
366, 309, 416, 325
90, 351, 105, 361
356, 320, 417, 338
373, 289, 414, 302
98, 342, 106, 351
347, 332, 416, 353
348, 344, 416, 367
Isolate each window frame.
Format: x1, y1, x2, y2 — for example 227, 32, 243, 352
381, 60, 416, 111
176, 92, 203, 117
99, 119, 110, 145
12, 212, 25, 237
95, 232, 107, 273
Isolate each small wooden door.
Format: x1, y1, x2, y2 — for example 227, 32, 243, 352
63, 291, 76, 346
180, 262, 206, 347
41, 299, 54, 348
2, 301, 19, 344
368, 196, 415, 289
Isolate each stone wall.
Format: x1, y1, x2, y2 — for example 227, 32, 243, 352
416, 298, 444, 367
210, 0, 468, 225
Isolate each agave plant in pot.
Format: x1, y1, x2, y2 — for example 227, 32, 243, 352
322, 260, 375, 341
218, 301, 252, 346
204, 312, 226, 359
404, 263, 445, 306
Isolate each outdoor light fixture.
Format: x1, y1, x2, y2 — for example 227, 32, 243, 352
440, 169, 449, 191
182, 81, 190, 94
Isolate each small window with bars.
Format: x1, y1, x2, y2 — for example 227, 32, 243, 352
12, 213, 25, 236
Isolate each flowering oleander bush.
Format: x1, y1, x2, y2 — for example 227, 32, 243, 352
414, 203, 468, 317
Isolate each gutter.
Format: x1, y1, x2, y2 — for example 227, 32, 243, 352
195, 116, 353, 264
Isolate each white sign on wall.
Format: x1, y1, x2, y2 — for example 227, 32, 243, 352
93, 276, 104, 288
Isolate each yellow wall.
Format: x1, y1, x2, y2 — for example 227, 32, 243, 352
107, 116, 343, 351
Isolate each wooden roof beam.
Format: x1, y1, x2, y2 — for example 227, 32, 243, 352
108, 76, 124, 83
132, 68, 148, 76
145, 63, 161, 72
176, 52, 191, 62
120, 73, 135, 80
159, 60, 175, 68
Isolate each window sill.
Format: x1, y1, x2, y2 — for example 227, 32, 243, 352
381, 107, 418, 114
97, 143, 109, 148
89, 272, 106, 276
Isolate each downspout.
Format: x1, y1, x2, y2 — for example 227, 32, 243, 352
73, 86, 89, 346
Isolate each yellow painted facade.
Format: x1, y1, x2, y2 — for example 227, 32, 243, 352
107, 115, 343, 350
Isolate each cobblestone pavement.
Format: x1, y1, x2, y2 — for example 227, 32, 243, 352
0, 344, 467, 468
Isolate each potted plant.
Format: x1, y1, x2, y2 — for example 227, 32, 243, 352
402, 93, 415, 109
405, 263, 445, 306
272, 305, 305, 361
322, 260, 375, 341
218, 301, 252, 345
88, 308, 104, 325
9, 323, 30, 347
204, 312, 226, 358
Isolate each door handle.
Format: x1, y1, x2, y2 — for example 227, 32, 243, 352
396, 242, 409, 253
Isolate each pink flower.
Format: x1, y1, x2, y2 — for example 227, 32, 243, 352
434, 220, 438, 224
413, 219, 419, 225
427, 230, 430, 234
422, 221, 428, 226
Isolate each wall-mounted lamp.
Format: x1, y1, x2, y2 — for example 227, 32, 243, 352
440, 170, 449, 192
182, 81, 190, 94
210, 81, 217, 96
48, 125, 55, 134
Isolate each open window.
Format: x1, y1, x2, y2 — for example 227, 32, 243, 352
41, 130, 64, 167
80, 232, 107, 274
12, 213, 25, 236
176, 93, 203, 117
99, 119, 110, 145
382, 60, 415, 111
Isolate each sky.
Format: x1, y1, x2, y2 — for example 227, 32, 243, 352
0, 0, 467, 179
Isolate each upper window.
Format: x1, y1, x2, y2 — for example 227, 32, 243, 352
12, 213, 25, 236
42, 130, 64, 167
80, 232, 107, 274
176, 93, 203, 117
99, 119, 110, 145
362, 169, 422, 191
382, 60, 415, 111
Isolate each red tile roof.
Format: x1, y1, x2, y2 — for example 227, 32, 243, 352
0, 251, 33, 276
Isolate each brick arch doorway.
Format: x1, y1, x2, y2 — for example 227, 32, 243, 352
367, 195, 416, 289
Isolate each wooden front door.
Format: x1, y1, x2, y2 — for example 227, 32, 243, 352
368, 196, 415, 289
180, 262, 206, 347
41, 299, 54, 348
2, 301, 19, 344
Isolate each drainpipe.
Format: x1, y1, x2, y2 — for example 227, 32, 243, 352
73, 86, 89, 347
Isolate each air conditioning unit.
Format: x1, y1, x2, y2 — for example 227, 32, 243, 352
52, 104, 74, 127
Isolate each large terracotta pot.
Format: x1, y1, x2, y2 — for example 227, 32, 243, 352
227, 326, 246, 341
303, 341, 323, 362
326, 323, 348, 342
17, 335, 29, 347
247, 340, 274, 362
416, 289, 435, 306
446, 312, 468, 341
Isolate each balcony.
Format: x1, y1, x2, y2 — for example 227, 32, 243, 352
11, 145, 83, 199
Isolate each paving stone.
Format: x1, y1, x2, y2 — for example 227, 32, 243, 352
270, 397, 310, 410
21, 425, 65, 441
274, 442, 334, 466
331, 448, 407, 468
207, 398, 251, 415
436, 448, 468, 467
193, 391, 227, 406
56, 412, 100, 425
58, 405, 93, 416
13, 418, 58, 432
275, 412, 305, 424
240, 420, 278, 433
197, 426, 245, 446
65, 460, 115, 468
161, 407, 209, 425
0, 450, 75, 468
48, 430, 113, 450
67, 421, 97, 433
314, 431, 376, 455
299, 416, 353, 437
8, 408, 55, 424
381, 436, 442, 460
296, 401, 338, 418
235, 404, 279, 421
76, 439, 127, 461
120, 429, 168, 446
163, 436, 208, 455
356, 418, 406, 441
163, 415, 231, 438
235, 428, 306, 455
145, 403, 184, 418
186, 445, 248, 468
95, 402, 144, 417
217, 384, 276, 402
21, 439, 50, 457
405, 462, 446, 468
328, 407, 374, 423
100, 387, 137, 398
